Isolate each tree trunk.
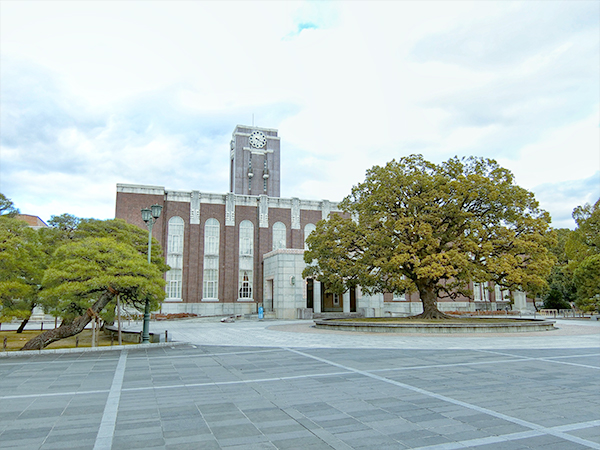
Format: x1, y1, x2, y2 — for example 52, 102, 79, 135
16, 318, 29, 334
16, 303, 35, 333
20, 290, 115, 351
413, 282, 451, 319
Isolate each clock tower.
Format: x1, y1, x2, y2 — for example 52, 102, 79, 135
230, 125, 281, 197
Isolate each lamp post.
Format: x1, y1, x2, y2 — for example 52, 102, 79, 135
141, 204, 163, 343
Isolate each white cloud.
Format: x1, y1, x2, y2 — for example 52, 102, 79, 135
1, 1, 598, 229
497, 112, 600, 190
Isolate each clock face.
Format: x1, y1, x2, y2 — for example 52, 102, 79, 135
249, 131, 267, 149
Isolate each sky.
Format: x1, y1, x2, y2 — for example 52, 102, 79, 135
1, 1, 598, 229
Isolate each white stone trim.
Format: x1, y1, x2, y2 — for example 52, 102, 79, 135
199, 192, 227, 205
226, 193, 235, 226
166, 191, 192, 202
263, 248, 305, 259
117, 184, 164, 195
190, 190, 200, 225
291, 198, 300, 230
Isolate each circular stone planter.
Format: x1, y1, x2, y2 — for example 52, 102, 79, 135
313, 318, 556, 333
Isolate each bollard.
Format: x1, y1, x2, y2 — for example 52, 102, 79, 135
165, 330, 168, 342
75, 336, 79, 348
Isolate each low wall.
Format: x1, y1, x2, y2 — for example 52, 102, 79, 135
104, 326, 165, 343
314, 318, 556, 333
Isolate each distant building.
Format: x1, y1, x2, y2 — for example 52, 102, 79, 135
115, 125, 534, 317
17, 214, 48, 230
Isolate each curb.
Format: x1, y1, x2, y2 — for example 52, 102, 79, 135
0, 340, 190, 358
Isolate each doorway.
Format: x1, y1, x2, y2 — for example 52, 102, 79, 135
265, 279, 273, 312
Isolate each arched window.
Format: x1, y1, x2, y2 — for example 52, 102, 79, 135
239, 220, 253, 256
272, 222, 286, 251
166, 216, 184, 300
304, 223, 316, 250
203, 218, 219, 299
239, 220, 253, 299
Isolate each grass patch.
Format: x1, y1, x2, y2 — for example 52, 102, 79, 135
0, 329, 136, 352
332, 317, 531, 324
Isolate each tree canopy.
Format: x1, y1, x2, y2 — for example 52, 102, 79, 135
304, 155, 555, 318
21, 218, 168, 350
567, 199, 600, 312
0, 215, 45, 326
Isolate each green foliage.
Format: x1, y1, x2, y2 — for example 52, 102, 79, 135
76, 219, 168, 271
304, 155, 555, 316
542, 287, 572, 310
568, 199, 600, 261
542, 228, 577, 307
2, 210, 168, 325
48, 213, 81, 237
0, 216, 45, 321
563, 199, 600, 312
39, 218, 168, 320
41, 237, 166, 320
573, 254, 600, 312
0, 193, 19, 217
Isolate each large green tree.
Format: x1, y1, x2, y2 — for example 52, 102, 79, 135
567, 199, 600, 312
21, 219, 167, 350
542, 228, 576, 310
304, 155, 555, 318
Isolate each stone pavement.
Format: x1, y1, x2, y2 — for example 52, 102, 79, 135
1, 319, 599, 449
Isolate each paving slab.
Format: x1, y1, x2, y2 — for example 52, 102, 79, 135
1, 318, 599, 449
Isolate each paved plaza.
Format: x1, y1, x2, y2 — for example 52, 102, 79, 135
1, 319, 599, 449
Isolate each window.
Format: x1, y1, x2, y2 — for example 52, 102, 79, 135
272, 222, 286, 251
304, 223, 316, 250
204, 218, 219, 255
165, 217, 184, 300
239, 271, 252, 298
166, 270, 182, 299
473, 282, 489, 301
238, 220, 254, 300
333, 293, 340, 306
167, 217, 184, 254
495, 284, 509, 302
203, 218, 220, 299
239, 220, 253, 256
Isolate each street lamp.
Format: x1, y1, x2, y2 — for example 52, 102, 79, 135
141, 204, 163, 343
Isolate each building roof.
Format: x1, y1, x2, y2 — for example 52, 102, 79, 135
17, 214, 48, 229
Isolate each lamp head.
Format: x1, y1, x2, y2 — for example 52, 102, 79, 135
150, 204, 163, 219
141, 208, 152, 223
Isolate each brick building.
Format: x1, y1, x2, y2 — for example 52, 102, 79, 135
115, 125, 534, 317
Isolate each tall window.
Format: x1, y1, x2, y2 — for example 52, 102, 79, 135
240, 220, 253, 256
203, 218, 220, 299
304, 223, 316, 250
272, 222, 286, 251
494, 284, 509, 302
239, 220, 253, 299
166, 216, 184, 300
473, 282, 489, 301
